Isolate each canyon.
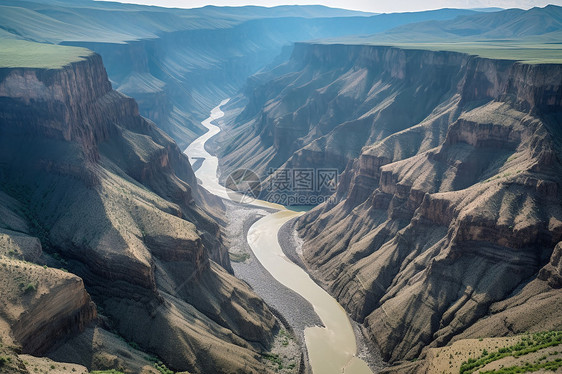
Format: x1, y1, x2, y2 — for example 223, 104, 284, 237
0, 0, 478, 149
0, 2, 561, 374
186, 102, 373, 374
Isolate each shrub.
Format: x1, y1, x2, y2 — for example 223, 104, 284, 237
22, 282, 37, 294
154, 362, 174, 374
459, 331, 562, 374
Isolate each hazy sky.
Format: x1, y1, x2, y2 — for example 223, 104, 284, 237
97, 0, 562, 12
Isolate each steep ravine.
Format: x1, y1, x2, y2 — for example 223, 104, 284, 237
220, 42, 562, 368
0, 52, 279, 373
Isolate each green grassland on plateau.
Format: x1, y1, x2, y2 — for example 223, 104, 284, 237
0, 39, 92, 68
319, 5, 562, 63
394, 42, 562, 64
318, 39, 562, 64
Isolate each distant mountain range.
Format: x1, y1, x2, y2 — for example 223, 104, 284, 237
377, 4, 562, 42
318, 5, 562, 63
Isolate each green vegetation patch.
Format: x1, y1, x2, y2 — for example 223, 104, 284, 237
145, 355, 175, 374
0, 39, 92, 69
91, 370, 125, 374
317, 40, 562, 64
459, 331, 562, 374
153, 362, 174, 374
229, 251, 250, 263
20, 281, 37, 294
385, 42, 562, 64
480, 358, 562, 373
262, 352, 284, 370
279, 328, 292, 346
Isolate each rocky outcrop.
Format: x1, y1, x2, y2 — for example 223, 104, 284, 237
539, 242, 562, 288
298, 45, 562, 362
227, 42, 562, 363
0, 220, 96, 358
0, 53, 277, 373
10, 268, 97, 355
0, 192, 97, 356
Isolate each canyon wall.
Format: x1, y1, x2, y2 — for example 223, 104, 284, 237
1, 1, 482, 154
45, 6, 475, 149
223, 42, 562, 363
63, 20, 379, 149
0, 53, 278, 373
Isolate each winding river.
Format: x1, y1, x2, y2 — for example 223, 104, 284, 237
184, 100, 373, 374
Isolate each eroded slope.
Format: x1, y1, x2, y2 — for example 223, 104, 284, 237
0, 50, 278, 373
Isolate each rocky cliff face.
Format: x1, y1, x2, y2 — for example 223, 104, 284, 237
219, 44, 473, 196
8, 265, 96, 355
0, 53, 278, 373
220, 45, 562, 186
224, 42, 562, 363
0, 192, 97, 357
